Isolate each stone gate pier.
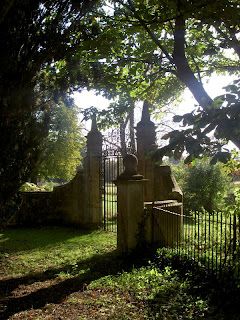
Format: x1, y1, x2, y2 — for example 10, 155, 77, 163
115, 154, 146, 253
115, 101, 183, 253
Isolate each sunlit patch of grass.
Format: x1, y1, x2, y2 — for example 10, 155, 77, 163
0, 227, 116, 277
1, 227, 235, 320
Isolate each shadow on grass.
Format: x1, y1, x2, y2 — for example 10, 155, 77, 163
0, 248, 150, 319
1, 246, 240, 320
0, 227, 96, 253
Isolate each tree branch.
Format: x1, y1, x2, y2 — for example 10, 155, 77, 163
122, 0, 174, 64
173, 15, 213, 109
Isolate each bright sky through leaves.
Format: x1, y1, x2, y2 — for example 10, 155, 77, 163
74, 73, 236, 132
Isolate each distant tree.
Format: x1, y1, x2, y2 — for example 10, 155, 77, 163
172, 158, 231, 213
31, 102, 85, 182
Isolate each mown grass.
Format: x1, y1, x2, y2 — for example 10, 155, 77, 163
0, 227, 116, 277
0, 227, 239, 319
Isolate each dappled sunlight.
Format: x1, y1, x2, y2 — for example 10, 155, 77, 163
1, 227, 240, 319
0, 228, 116, 278
0, 228, 121, 318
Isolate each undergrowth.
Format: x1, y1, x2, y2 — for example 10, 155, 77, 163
1, 227, 240, 319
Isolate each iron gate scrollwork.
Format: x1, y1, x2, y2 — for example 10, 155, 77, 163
101, 149, 124, 232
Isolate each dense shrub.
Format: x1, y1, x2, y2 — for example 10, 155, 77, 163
19, 182, 55, 192
172, 158, 231, 213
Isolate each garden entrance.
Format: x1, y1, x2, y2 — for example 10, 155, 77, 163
101, 149, 123, 232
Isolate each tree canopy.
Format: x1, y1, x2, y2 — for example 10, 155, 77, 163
77, 0, 240, 159
1, 0, 240, 221
32, 102, 85, 181
0, 0, 100, 220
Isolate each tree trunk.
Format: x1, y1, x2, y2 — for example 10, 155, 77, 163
173, 15, 213, 109
173, 15, 240, 149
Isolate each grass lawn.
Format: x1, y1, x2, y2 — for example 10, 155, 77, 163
0, 227, 239, 319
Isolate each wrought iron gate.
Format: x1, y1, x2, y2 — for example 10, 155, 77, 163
101, 149, 123, 232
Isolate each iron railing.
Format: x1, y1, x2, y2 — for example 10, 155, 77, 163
152, 207, 240, 280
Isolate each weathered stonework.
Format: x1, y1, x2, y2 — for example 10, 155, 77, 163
17, 102, 183, 250
17, 191, 53, 225
86, 113, 102, 158
52, 169, 86, 225
51, 115, 103, 228
136, 101, 157, 201
18, 115, 103, 229
132, 103, 183, 249
153, 165, 182, 202
83, 114, 103, 228
136, 102, 182, 203
136, 101, 157, 156
115, 154, 146, 253
144, 200, 183, 247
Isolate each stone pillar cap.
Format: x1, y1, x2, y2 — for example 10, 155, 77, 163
117, 154, 144, 180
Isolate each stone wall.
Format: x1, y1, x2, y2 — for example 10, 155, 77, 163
17, 170, 86, 226
144, 200, 183, 247
153, 165, 182, 202
16, 103, 184, 250
17, 116, 103, 228
115, 157, 183, 253
51, 169, 86, 225
17, 191, 53, 226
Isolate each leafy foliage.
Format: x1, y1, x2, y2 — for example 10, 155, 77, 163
19, 182, 51, 192
172, 158, 231, 213
87, 0, 239, 103
79, 0, 240, 159
91, 265, 209, 319
155, 79, 240, 163
32, 102, 85, 181
0, 0, 100, 220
